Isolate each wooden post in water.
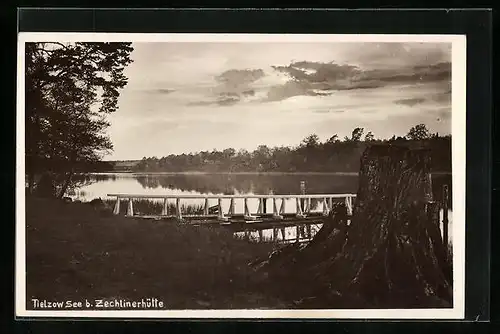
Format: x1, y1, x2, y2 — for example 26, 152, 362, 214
296, 225, 300, 243
257, 198, 263, 215
296, 197, 305, 218
345, 196, 353, 216
272, 198, 283, 219
258, 229, 263, 242
244, 198, 255, 220
442, 184, 449, 249
162, 198, 168, 216
229, 198, 235, 216
279, 197, 286, 216
113, 198, 121, 215
126, 198, 134, 216
176, 198, 182, 220
218, 198, 228, 221
300, 181, 306, 213
203, 198, 209, 216
322, 197, 329, 216
263, 197, 267, 214
273, 227, 278, 242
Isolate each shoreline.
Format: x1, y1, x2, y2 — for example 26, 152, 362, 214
82, 171, 452, 176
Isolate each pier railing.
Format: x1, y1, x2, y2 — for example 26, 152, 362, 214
107, 193, 357, 222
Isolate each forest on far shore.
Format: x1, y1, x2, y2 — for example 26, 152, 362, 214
129, 124, 452, 174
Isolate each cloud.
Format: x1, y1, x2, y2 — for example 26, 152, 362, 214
215, 68, 265, 86
156, 88, 175, 94
312, 109, 345, 114
191, 68, 265, 106
341, 43, 452, 70
266, 59, 451, 102
394, 97, 426, 107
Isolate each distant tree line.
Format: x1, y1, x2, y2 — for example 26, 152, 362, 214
132, 124, 451, 174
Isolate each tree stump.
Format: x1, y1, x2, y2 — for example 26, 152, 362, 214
256, 144, 453, 308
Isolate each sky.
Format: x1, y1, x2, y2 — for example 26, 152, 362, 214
105, 41, 452, 160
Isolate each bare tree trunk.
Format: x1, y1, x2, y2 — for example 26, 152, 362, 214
58, 170, 74, 199
257, 144, 453, 308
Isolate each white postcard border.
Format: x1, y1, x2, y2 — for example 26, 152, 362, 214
16, 33, 467, 319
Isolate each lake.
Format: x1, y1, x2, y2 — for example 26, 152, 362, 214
69, 172, 453, 244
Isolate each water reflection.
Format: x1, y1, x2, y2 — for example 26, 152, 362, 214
71, 172, 453, 245
71, 172, 452, 209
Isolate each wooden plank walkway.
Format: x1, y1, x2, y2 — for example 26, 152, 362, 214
107, 193, 356, 222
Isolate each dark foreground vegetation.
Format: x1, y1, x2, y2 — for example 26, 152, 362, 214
26, 196, 287, 310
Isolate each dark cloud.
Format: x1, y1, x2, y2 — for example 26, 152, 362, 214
215, 68, 265, 85
192, 68, 265, 106
155, 88, 175, 94
344, 43, 451, 69
313, 109, 345, 114
273, 61, 359, 83
267, 59, 451, 102
187, 94, 240, 107
394, 97, 426, 107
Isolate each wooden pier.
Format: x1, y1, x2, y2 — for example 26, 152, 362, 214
107, 193, 356, 243
108, 193, 356, 220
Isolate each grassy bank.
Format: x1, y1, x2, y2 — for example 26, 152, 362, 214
25, 196, 287, 309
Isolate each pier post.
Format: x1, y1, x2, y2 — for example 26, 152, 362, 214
161, 198, 168, 216
229, 198, 235, 216
273, 227, 278, 242
322, 197, 329, 216
244, 198, 255, 220
272, 198, 283, 219
126, 198, 134, 216
218, 198, 228, 221
345, 196, 353, 216
258, 229, 263, 242
279, 197, 286, 216
263, 198, 267, 214
296, 197, 305, 218
306, 197, 312, 214
113, 197, 121, 215
257, 198, 263, 215
204, 198, 209, 216
176, 198, 182, 220
296, 225, 300, 243
300, 180, 306, 213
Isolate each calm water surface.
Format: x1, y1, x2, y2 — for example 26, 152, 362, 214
70, 172, 453, 244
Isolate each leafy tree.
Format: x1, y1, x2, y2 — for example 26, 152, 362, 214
130, 125, 451, 174
407, 123, 430, 140
301, 134, 321, 148
364, 131, 375, 141
26, 42, 134, 197
351, 127, 364, 142
326, 134, 339, 144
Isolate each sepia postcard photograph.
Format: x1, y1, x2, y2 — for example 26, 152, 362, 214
16, 33, 466, 319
